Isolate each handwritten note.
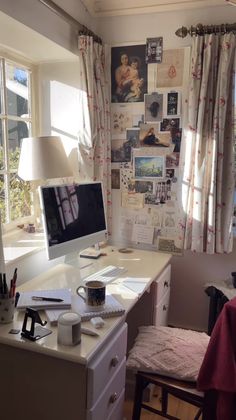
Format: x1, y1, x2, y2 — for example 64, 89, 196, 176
132, 224, 154, 244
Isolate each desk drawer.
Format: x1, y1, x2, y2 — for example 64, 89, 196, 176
154, 289, 170, 326
155, 264, 171, 303
87, 358, 126, 420
87, 323, 127, 408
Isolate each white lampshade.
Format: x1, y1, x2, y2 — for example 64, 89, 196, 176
18, 136, 73, 181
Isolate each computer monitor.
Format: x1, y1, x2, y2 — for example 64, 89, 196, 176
39, 182, 107, 261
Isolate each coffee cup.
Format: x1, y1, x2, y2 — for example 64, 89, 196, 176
76, 281, 106, 311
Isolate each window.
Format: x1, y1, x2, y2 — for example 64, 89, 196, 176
0, 58, 33, 224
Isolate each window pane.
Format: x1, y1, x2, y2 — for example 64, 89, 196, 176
6, 63, 30, 117
0, 174, 5, 223
0, 120, 4, 170
8, 120, 29, 170
10, 174, 32, 221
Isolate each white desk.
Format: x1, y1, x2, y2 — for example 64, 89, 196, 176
0, 246, 171, 420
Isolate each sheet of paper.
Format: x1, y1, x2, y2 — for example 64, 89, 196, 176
122, 277, 149, 295
132, 224, 154, 244
121, 192, 144, 209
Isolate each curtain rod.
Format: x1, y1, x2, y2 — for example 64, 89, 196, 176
175, 22, 236, 38
38, 0, 102, 43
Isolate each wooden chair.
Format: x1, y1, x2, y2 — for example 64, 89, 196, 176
132, 372, 203, 420
126, 326, 210, 420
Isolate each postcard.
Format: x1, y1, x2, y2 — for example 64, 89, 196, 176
134, 156, 165, 179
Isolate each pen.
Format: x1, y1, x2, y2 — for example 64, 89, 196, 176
32, 296, 64, 302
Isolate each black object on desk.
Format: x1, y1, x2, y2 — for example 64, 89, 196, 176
21, 307, 52, 341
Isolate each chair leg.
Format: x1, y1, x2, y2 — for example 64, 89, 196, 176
132, 373, 145, 420
194, 408, 202, 420
161, 387, 169, 415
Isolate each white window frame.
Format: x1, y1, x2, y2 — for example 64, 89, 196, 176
0, 51, 37, 231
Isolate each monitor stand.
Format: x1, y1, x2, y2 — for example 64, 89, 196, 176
64, 244, 101, 266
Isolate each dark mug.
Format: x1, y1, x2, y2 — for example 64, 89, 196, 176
76, 281, 106, 310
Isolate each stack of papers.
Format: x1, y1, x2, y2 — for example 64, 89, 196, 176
45, 294, 125, 324
16, 289, 72, 310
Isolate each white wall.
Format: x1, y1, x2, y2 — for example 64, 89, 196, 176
97, 4, 236, 332
38, 61, 82, 177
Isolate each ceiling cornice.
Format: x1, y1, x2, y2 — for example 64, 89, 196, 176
83, 0, 225, 17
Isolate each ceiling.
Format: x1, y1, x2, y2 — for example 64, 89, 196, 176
83, 0, 228, 17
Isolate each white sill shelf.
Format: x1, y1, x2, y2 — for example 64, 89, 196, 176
3, 228, 45, 265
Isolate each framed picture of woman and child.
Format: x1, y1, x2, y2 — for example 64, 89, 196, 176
111, 45, 147, 103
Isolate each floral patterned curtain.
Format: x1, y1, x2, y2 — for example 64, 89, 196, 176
180, 33, 236, 253
77, 35, 112, 234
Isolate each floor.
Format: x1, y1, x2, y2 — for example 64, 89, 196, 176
123, 386, 201, 419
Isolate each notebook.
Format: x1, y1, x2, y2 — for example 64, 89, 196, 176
45, 294, 125, 325
16, 288, 72, 310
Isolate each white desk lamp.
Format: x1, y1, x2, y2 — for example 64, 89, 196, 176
18, 135, 73, 227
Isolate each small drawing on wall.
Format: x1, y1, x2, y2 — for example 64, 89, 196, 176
156, 49, 185, 88
111, 169, 120, 189
111, 44, 147, 103
145, 92, 163, 122
134, 156, 165, 179
111, 108, 132, 135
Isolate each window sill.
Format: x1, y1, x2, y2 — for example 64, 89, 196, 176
3, 228, 45, 265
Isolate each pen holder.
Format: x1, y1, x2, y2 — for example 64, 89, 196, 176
0, 297, 15, 324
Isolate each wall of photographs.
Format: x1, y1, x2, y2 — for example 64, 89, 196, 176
111, 42, 190, 254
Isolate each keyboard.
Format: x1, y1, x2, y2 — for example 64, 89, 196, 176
82, 265, 127, 284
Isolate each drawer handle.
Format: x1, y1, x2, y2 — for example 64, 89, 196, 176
164, 281, 169, 288
111, 356, 119, 367
163, 305, 167, 311
109, 392, 118, 404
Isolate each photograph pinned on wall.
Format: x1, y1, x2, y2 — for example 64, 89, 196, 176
126, 128, 140, 150
156, 49, 185, 88
135, 180, 153, 194
145, 179, 172, 205
111, 44, 147, 103
145, 92, 163, 122
166, 168, 175, 179
127, 179, 136, 193
134, 156, 165, 180
171, 128, 182, 153
145, 37, 163, 64
139, 123, 170, 148
167, 92, 180, 116
166, 152, 180, 168
111, 169, 120, 189
111, 107, 132, 136
132, 114, 144, 127
160, 118, 180, 132
157, 237, 182, 255
111, 139, 132, 162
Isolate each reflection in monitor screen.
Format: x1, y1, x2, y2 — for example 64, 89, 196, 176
40, 182, 107, 261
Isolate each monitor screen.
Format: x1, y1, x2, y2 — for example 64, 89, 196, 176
40, 182, 107, 260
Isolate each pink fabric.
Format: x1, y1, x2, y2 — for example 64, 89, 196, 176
197, 297, 236, 419
180, 33, 236, 253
